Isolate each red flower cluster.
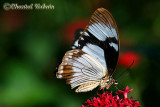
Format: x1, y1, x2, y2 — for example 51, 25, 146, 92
79, 86, 141, 107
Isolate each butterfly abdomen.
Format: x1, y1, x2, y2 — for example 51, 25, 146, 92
75, 81, 100, 92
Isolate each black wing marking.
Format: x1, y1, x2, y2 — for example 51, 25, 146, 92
71, 28, 84, 50
78, 8, 119, 76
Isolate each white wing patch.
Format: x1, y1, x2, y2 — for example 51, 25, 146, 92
56, 49, 107, 92
81, 43, 107, 70
109, 42, 118, 51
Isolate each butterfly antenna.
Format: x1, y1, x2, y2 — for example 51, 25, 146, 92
116, 60, 134, 80
128, 60, 134, 69
114, 85, 118, 91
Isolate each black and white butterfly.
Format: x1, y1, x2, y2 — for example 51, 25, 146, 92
56, 8, 119, 92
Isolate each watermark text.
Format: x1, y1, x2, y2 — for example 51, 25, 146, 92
3, 3, 55, 11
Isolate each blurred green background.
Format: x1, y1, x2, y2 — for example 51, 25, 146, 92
0, 0, 160, 107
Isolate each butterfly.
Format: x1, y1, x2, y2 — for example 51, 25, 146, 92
56, 8, 119, 93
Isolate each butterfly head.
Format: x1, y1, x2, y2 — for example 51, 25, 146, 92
100, 76, 118, 90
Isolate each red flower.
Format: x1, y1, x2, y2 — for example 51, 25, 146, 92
79, 86, 141, 107
63, 19, 88, 43
118, 51, 140, 68
116, 86, 133, 99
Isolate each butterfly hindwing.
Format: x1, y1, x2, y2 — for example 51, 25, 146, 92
78, 8, 119, 76
56, 49, 106, 92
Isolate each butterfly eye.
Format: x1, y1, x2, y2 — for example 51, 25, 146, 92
105, 79, 110, 84
114, 79, 118, 85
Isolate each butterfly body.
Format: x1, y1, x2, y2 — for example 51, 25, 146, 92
56, 8, 119, 93
100, 76, 116, 90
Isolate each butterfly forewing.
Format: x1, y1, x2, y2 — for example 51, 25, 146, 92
78, 8, 119, 76
71, 28, 84, 50
56, 49, 106, 92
